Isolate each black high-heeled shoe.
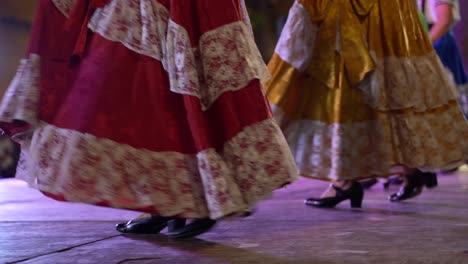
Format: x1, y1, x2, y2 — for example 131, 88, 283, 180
423, 172, 438, 188
388, 170, 437, 202
383, 176, 404, 190
116, 215, 172, 234
167, 218, 187, 233
168, 218, 217, 239
305, 181, 364, 208
359, 178, 378, 190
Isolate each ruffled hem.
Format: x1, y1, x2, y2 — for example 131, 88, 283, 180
0, 54, 40, 127
2, 0, 297, 219
272, 104, 468, 181
88, 0, 169, 65
274, 1, 316, 72
15, 119, 297, 219
166, 20, 269, 110
358, 52, 459, 112
86, 0, 269, 111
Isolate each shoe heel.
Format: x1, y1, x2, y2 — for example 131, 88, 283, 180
350, 183, 364, 208
167, 218, 186, 233
350, 193, 363, 208
423, 173, 438, 189
349, 183, 364, 208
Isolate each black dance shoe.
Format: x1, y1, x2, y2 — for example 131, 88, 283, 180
167, 218, 187, 233
168, 218, 217, 239
116, 215, 171, 234
383, 176, 404, 190
359, 178, 378, 189
305, 181, 364, 208
389, 171, 437, 202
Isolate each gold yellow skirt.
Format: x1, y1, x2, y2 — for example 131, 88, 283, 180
266, 0, 468, 181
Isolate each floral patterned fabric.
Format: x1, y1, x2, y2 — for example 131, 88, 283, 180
272, 105, 468, 181
358, 52, 460, 112
166, 21, 269, 110
51, 0, 76, 17
0, 55, 40, 127
0, 0, 298, 218
88, 0, 268, 110
16, 119, 296, 219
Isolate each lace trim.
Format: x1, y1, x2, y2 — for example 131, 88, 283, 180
88, 0, 170, 66
0, 54, 40, 126
278, 47, 458, 112
272, 105, 468, 180
17, 119, 297, 219
240, 0, 254, 36
166, 20, 269, 110
275, 1, 317, 72
51, 0, 77, 17
358, 52, 460, 111
88, 1, 268, 110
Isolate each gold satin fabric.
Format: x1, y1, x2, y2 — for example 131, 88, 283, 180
365, 0, 433, 58
266, 0, 435, 124
299, 0, 377, 90
266, 54, 375, 124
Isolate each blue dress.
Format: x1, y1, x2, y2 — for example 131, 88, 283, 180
433, 30, 467, 86
421, 0, 468, 116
